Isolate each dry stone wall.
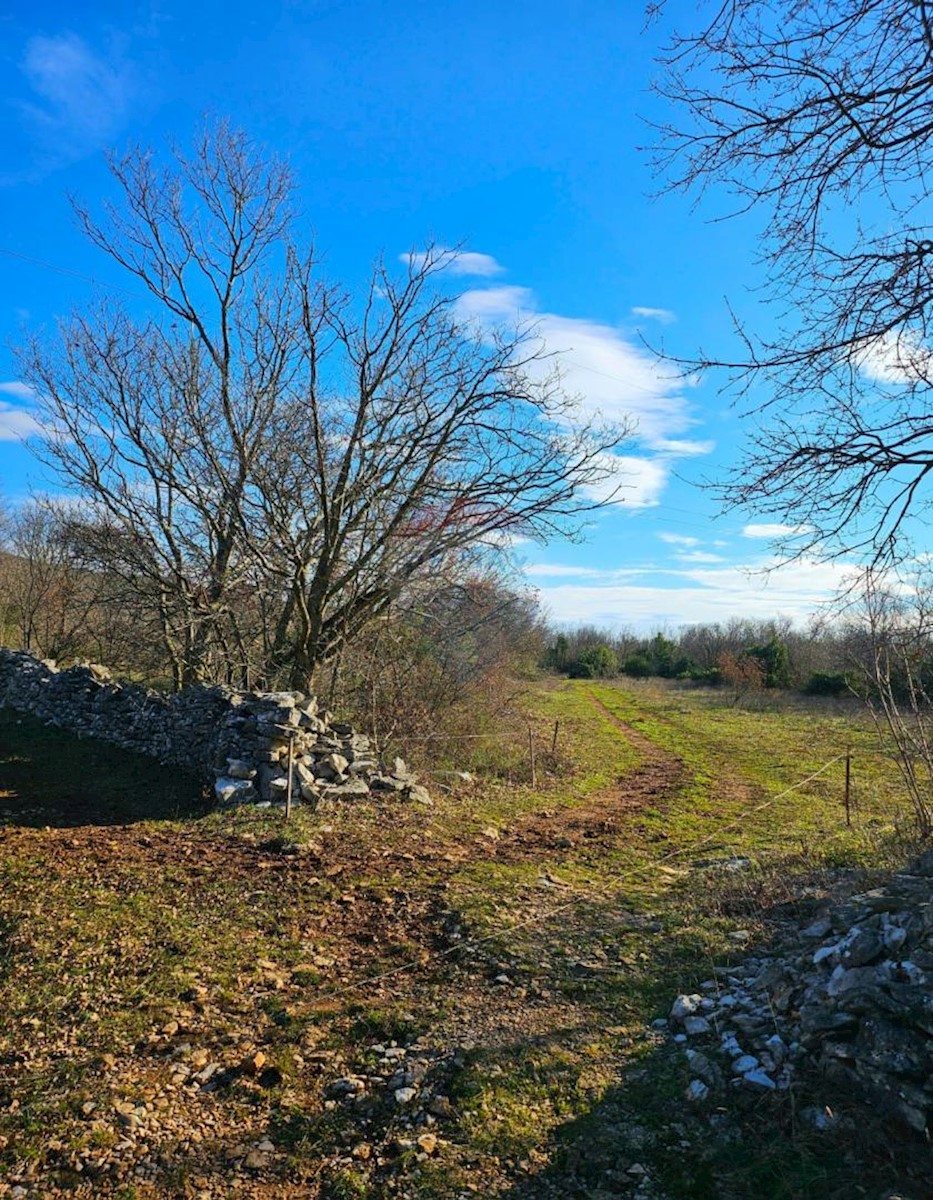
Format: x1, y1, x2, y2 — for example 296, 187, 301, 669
0, 649, 429, 807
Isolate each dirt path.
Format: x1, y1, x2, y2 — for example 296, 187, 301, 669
0, 694, 693, 1199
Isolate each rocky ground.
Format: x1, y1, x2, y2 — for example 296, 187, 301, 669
0, 687, 929, 1199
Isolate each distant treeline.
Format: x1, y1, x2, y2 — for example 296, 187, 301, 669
542, 621, 856, 696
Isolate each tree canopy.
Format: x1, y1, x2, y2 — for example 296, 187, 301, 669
654, 0, 933, 566
20, 125, 628, 689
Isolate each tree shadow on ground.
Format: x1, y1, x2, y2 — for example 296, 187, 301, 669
479, 880, 930, 1200
489, 1035, 929, 1200
0, 707, 207, 827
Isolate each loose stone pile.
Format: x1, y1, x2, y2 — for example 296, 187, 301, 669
211, 690, 431, 807
659, 851, 933, 1136
0, 648, 429, 808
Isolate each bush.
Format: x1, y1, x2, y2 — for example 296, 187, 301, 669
746, 635, 791, 688
622, 653, 653, 678
804, 671, 850, 696
681, 664, 723, 686
569, 644, 618, 679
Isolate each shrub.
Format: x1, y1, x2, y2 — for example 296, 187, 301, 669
569, 644, 618, 679
681, 664, 723, 686
622, 653, 653, 678
804, 671, 850, 696
745, 635, 791, 688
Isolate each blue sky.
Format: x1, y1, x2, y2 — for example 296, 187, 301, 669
0, 0, 859, 632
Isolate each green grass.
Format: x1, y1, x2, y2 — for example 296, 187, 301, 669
0, 683, 926, 1199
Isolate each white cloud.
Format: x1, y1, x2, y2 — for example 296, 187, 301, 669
402, 248, 505, 277
537, 557, 857, 631
658, 532, 699, 547
0, 382, 41, 440
478, 530, 531, 549
649, 437, 715, 456
742, 523, 811, 540
631, 306, 676, 324
458, 285, 694, 445
0, 401, 41, 441
857, 329, 933, 385
0, 382, 37, 402
582, 453, 669, 509
9, 33, 139, 177
674, 550, 726, 563
524, 563, 612, 578
438, 268, 713, 514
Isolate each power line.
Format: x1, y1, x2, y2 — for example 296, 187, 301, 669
0, 246, 147, 300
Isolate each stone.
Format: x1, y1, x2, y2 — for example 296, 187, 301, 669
686, 1079, 709, 1101
225, 759, 256, 779
240, 1051, 265, 1076
683, 1015, 711, 1036
325, 779, 371, 799
370, 774, 407, 793
326, 1076, 366, 1098
883, 923, 908, 953
394, 1086, 418, 1105
841, 928, 884, 967
215, 777, 257, 804
0, 649, 413, 815
742, 1068, 776, 1089
686, 1049, 721, 1087
670, 994, 703, 1022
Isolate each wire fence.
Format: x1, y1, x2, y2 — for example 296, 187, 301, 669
305, 752, 848, 1006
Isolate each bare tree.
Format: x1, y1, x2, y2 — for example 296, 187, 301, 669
0, 500, 100, 660
849, 570, 933, 836
21, 124, 628, 689
653, 0, 933, 565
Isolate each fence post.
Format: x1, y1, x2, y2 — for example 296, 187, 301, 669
551, 718, 560, 756
844, 746, 852, 827
528, 723, 537, 788
285, 732, 295, 821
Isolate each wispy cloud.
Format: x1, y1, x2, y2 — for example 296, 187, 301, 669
742, 523, 811, 540
0, 384, 41, 441
6, 32, 140, 180
658, 532, 699, 547
535, 556, 857, 630
631, 305, 675, 324
649, 437, 715, 456
0, 382, 38, 403
573, 452, 669, 510
457, 283, 703, 443
523, 563, 612, 579
674, 550, 726, 564
402, 248, 505, 277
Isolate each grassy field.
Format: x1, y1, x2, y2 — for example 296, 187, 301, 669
0, 680, 925, 1199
